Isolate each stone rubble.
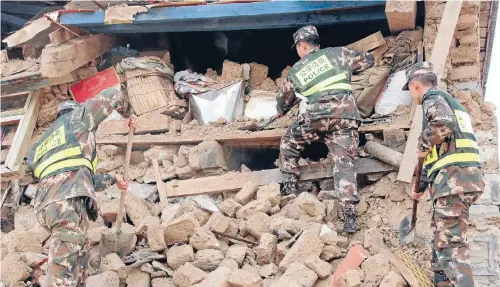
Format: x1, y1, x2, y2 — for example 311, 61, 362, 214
2, 5, 498, 286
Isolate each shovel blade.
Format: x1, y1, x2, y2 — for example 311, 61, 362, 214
399, 214, 415, 245
99, 229, 136, 258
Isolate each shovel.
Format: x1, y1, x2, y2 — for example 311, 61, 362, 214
100, 128, 136, 257
399, 157, 424, 245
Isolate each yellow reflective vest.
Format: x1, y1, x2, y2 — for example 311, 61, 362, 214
422, 90, 481, 177
288, 48, 352, 104
27, 113, 97, 179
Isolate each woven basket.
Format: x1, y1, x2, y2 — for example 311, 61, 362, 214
125, 69, 179, 116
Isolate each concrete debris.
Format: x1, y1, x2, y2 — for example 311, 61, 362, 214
339, 269, 361, 287
100, 253, 129, 280
193, 266, 232, 287
190, 227, 221, 251
254, 233, 277, 265
360, 253, 391, 284
1, 253, 32, 286
259, 263, 278, 278
226, 244, 248, 266
246, 212, 270, 239
256, 183, 281, 207
220, 198, 243, 217
86, 271, 120, 287
167, 244, 195, 270
235, 182, 259, 205
163, 212, 200, 245
379, 270, 406, 287
279, 227, 323, 271
236, 199, 272, 220
279, 262, 318, 287
205, 212, 231, 233
126, 268, 150, 287
304, 255, 333, 279
147, 222, 167, 252
193, 249, 225, 271
228, 269, 263, 287
220, 258, 240, 271
124, 194, 152, 226
152, 277, 176, 287
320, 245, 342, 261
173, 262, 208, 287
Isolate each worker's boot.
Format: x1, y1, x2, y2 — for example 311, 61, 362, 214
434, 271, 452, 287
281, 172, 297, 196
343, 203, 357, 233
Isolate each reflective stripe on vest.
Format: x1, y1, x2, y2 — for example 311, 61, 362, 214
39, 158, 95, 179
427, 153, 481, 177
301, 73, 352, 96
34, 146, 96, 178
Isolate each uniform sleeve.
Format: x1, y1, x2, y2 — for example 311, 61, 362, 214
276, 78, 297, 115
418, 95, 455, 153
76, 87, 134, 133
342, 47, 375, 74
94, 173, 117, 191
418, 163, 430, 193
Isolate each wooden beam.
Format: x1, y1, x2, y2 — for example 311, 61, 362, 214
166, 158, 395, 198
359, 120, 410, 133
5, 90, 41, 169
98, 130, 286, 148
347, 32, 386, 52
48, 27, 81, 46
397, 0, 463, 183
97, 117, 170, 137
2, 17, 54, 48
40, 34, 114, 78
364, 141, 403, 167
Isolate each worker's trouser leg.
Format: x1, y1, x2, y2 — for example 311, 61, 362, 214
279, 114, 358, 201
324, 127, 359, 203
37, 197, 90, 287
430, 192, 480, 287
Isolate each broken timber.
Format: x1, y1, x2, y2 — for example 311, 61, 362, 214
5, 90, 41, 170
347, 31, 385, 52
40, 34, 114, 78
165, 158, 395, 198
98, 120, 412, 147
97, 117, 170, 137
397, 0, 463, 183
364, 141, 403, 167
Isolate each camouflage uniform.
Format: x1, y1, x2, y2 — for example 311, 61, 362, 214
278, 26, 374, 206
404, 62, 484, 287
30, 88, 133, 286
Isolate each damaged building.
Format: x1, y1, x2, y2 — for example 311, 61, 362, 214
0, 1, 499, 287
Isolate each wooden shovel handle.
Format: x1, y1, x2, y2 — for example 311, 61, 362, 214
411, 158, 425, 224
116, 128, 135, 233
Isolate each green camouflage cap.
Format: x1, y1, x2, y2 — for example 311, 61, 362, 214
57, 100, 79, 115
292, 25, 319, 48
402, 62, 436, 90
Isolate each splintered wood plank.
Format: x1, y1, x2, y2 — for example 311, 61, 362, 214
97, 130, 286, 148
40, 34, 114, 78
97, 116, 170, 137
347, 32, 385, 52
165, 158, 394, 198
397, 0, 463, 183
5, 90, 41, 169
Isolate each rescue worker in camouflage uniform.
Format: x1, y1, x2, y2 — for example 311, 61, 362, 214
404, 62, 483, 287
277, 26, 374, 233
27, 87, 138, 286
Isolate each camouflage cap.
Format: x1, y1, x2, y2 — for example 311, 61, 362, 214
402, 62, 436, 90
292, 25, 319, 48
57, 100, 79, 115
